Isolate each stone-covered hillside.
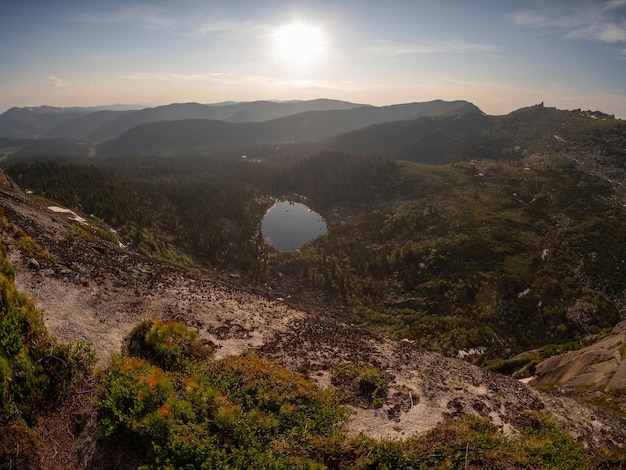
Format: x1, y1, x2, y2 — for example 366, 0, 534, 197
1, 168, 626, 467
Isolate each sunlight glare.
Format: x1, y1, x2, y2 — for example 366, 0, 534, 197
271, 22, 327, 67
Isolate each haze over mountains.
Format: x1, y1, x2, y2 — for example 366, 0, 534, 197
0, 99, 480, 142
2, 94, 626, 467
3, 97, 621, 168
0, 104, 141, 140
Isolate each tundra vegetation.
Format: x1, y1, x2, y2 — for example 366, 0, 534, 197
7, 145, 626, 361
0, 241, 600, 467
2, 104, 626, 466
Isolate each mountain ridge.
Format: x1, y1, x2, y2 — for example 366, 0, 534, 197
0, 99, 478, 142
2, 96, 626, 466
98, 99, 482, 155
0, 99, 369, 140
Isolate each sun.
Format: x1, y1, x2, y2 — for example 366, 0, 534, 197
271, 22, 327, 67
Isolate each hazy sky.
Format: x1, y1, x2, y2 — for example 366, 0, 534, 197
2, 0, 626, 117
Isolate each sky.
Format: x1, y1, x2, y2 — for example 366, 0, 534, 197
1, 0, 626, 118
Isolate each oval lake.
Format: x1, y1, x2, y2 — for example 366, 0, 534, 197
261, 201, 327, 252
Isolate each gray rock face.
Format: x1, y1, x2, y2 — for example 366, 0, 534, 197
607, 354, 626, 390
530, 321, 626, 391
27, 257, 40, 270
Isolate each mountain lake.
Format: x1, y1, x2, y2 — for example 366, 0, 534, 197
261, 200, 327, 252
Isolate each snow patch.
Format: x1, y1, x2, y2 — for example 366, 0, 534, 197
48, 206, 88, 225
457, 346, 486, 359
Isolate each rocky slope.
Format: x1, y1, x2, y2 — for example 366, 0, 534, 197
530, 320, 626, 392
1, 168, 625, 463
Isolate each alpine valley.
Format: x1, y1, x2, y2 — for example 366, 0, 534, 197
1, 98, 626, 469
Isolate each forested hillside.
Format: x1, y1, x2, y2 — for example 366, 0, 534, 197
3, 101, 626, 467
7, 142, 626, 360
265, 154, 626, 357
2, 200, 610, 469
7, 160, 268, 270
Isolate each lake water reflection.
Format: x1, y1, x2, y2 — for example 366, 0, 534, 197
261, 200, 327, 252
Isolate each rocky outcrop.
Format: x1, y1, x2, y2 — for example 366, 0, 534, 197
530, 321, 626, 391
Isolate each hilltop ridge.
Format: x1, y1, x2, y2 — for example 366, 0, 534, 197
0, 99, 480, 143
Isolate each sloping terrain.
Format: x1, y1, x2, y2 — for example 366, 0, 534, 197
87, 99, 367, 140
5, 105, 626, 363
322, 111, 494, 162
0, 100, 367, 140
320, 103, 626, 163
0, 106, 90, 139
0, 105, 140, 139
98, 100, 481, 155
530, 320, 626, 392
41, 109, 133, 140
1, 168, 625, 466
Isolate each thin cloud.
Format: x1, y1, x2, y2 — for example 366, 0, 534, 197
361, 40, 497, 57
122, 71, 357, 93
121, 73, 225, 82
197, 20, 263, 35
48, 75, 69, 89
604, 0, 626, 10
68, 5, 175, 30
512, 10, 583, 30
513, 3, 626, 45
568, 21, 626, 43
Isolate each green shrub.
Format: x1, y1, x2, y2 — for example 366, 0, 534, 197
99, 355, 175, 440
0, 241, 14, 280
356, 366, 389, 409
585, 388, 626, 418
0, 208, 9, 229
346, 413, 590, 470
145, 320, 198, 369
73, 223, 94, 242
99, 319, 349, 468
331, 364, 389, 408
14, 230, 55, 264
520, 413, 591, 469
127, 318, 199, 370
487, 357, 533, 375
0, 256, 95, 423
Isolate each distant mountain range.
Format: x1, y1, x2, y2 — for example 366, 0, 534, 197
100, 102, 625, 162
0, 99, 369, 140
0, 99, 479, 144
0, 104, 142, 139
2, 101, 624, 165
98, 99, 481, 155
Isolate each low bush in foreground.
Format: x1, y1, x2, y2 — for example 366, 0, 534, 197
0, 237, 612, 468
99, 351, 347, 468
0, 240, 95, 423
97, 318, 598, 469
